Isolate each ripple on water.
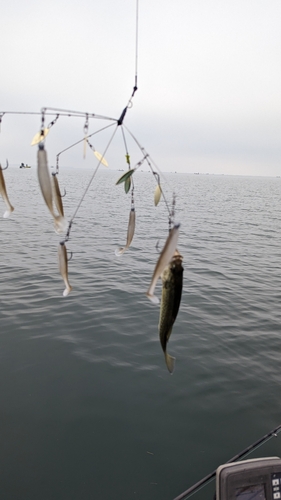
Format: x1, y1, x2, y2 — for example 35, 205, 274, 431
1, 170, 281, 499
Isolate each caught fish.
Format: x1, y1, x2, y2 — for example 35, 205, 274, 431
158, 250, 183, 374
58, 242, 73, 297
51, 172, 64, 217
0, 162, 14, 218
115, 208, 136, 256
37, 145, 67, 234
146, 224, 180, 304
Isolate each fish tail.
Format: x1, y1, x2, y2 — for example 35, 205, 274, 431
54, 215, 67, 234
165, 352, 176, 374
3, 206, 14, 218
146, 292, 159, 305
63, 285, 73, 297
115, 247, 126, 256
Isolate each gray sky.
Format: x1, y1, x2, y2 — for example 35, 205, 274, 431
1, 0, 281, 175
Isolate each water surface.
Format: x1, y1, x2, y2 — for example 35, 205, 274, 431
1, 167, 281, 499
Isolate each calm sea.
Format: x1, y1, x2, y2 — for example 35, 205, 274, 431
1, 166, 281, 500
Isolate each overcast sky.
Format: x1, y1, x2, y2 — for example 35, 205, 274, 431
1, 0, 281, 175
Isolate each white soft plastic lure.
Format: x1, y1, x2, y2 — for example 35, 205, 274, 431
51, 172, 64, 217
146, 224, 180, 304
58, 242, 73, 297
0, 162, 14, 218
37, 145, 67, 234
115, 208, 136, 256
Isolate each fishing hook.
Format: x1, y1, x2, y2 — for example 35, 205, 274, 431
67, 251, 73, 262
0, 159, 9, 170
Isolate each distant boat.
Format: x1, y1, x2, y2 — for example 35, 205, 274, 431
19, 163, 31, 169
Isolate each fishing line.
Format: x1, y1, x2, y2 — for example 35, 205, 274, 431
115, 147, 171, 220
41, 0, 140, 244
115, 0, 140, 127
146, 157, 175, 226
55, 122, 116, 173
120, 125, 135, 198
47, 114, 59, 129
134, 0, 139, 94
64, 124, 119, 242
121, 126, 130, 164
43, 112, 59, 136
123, 124, 174, 223
86, 140, 108, 167
177, 478, 215, 500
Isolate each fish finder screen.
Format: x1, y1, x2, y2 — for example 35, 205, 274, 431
235, 484, 266, 500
